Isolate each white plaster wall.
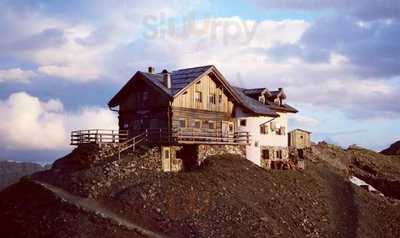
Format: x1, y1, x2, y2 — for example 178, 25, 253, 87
235, 107, 288, 166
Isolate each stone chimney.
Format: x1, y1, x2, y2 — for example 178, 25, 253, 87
148, 66, 155, 74
162, 69, 171, 89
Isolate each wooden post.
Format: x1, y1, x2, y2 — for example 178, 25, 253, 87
133, 136, 135, 152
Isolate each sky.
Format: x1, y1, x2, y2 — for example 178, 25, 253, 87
0, 0, 399, 164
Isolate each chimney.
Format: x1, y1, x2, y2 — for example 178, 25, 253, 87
162, 69, 171, 89
148, 66, 155, 74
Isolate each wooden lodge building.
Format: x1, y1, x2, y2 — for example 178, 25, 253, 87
72, 65, 298, 170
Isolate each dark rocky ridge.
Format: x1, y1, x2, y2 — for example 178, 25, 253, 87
1, 143, 400, 237
0, 160, 45, 191
381, 140, 400, 156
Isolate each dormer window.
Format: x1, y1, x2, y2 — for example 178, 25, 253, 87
259, 96, 265, 104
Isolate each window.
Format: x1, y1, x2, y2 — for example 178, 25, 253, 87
259, 96, 265, 104
255, 141, 259, 147
150, 119, 159, 128
229, 124, 234, 132
270, 121, 277, 132
276, 150, 282, 159
208, 121, 215, 129
142, 91, 149, 101
300, 135, 304, 139
218, 95, 223, 103
195, 91, 202, 102
209, 94, 216, 104
262, 149, 270, 160
123, 122, 129, 129
164, 148, 170, 159
133, 120, 140, 129
240, 119, 247, 127
194, 120, 201, 129
260, 125, 268, 134
277, 127, 286, 135
178, 119, 187, 128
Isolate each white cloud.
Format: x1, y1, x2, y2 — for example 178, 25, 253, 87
0, 68, 36, 83
289, 114, 320, 129
38, 64, 100, 81
0, 92, 117, 150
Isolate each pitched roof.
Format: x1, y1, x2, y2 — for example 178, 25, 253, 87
265, 101, 298, 113
233, 87, 279, 117
290, 129, 312, 134
108, 65, 298, 115
143, 65, 214, 96
109, 65, 241, 107
242, 88, 269, 96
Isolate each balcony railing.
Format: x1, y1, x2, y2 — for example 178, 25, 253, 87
71, 128, 251, 146
70, 129, 128, 145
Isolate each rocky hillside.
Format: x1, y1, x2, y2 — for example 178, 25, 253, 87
1, 143, 400, 238
0, 160, 46, 191
381, 140, 400, 156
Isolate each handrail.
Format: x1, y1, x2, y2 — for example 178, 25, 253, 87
117, 131, 147, 159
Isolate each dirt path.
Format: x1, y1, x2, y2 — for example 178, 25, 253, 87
34, 181, 168, 238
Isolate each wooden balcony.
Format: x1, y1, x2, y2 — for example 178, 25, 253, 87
70, 129, 128, 145
71, 128, 251, 146
172, 128, 250, 145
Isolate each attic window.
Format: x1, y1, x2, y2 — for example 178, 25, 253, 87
240, 119, 247, 127
209, 94, 216, 104
218, 95, 223, 103
183, 91, 188, 95
142, 91, 149, 101
195, 91, 202, 102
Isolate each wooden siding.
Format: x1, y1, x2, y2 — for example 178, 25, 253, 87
172, 75, 234, 114
120, 77, 169, 112
172, 107, 233, 130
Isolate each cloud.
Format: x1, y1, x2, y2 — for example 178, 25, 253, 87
38, 64, 100, 81
105, 15, 400, 120
289, 114, 320, 128
0, 92, 117, 151
0, 68, 36, 83
0, 0, 203, 82
248, 0, 400, 21
266, 16, 400, 78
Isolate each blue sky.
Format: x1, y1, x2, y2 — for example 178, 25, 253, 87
0, 0, 399, 163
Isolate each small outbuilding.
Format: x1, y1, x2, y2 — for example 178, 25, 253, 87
288, 129, 312, 149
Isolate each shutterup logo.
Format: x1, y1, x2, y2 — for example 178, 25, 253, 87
142, 12, 259, 46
